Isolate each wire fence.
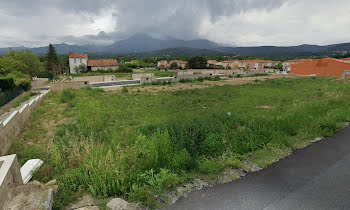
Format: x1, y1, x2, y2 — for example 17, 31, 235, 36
0, 87, 23, 107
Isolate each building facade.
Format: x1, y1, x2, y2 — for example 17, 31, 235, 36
69, 52, 88, 74
87, 59, 119, 71
290, 58, 350, 77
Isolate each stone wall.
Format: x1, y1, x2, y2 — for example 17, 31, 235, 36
0, 90, 50, 156
0, 154, 23, 208
73, 75, 116, 83
49, 81, 90, 91
132, 73, 154, 80
91, 66, 119, 71
173, 74, 212, 82
178, 69, 240, 76
140, 76, 158, 84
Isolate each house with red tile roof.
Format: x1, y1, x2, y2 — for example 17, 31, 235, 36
282, 59, 313, 72
69, 52, 88, 74
157, 60, 168, 68
170, 60, 187, 69
290, 58, 350, 77
87, 59, 119, 71
69, 52, 119, 73
340, 57, 350, 63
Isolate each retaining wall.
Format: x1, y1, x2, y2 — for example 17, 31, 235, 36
73, 75, 116, 83
0, 154, 22, 208
49, 81, 90, 91
173, 74, 212, 82
178, 69, 239, 76
132, 73, 154, 80
0, 90, 50, 156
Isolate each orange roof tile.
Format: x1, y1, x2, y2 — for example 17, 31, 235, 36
170, 60, 187, 64
290, 58, 350, 77
222, 60, 238, 63
87, 59, 119, 67
69, 54, 87, 59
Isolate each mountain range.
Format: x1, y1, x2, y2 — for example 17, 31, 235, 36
0, 34, 349, 58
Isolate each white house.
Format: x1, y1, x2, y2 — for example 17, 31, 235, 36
69, 52, 88, 74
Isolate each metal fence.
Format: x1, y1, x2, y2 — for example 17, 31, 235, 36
0, 87, 23, 107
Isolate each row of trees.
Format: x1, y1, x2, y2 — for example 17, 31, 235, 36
0, 44, 65, 91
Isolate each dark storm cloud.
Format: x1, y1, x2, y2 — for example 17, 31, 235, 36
1, 0, 349, 47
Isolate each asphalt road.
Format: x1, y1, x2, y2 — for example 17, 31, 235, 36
168, 126, 350, 210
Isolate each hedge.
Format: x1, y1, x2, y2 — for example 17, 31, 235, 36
0, 77, 16, 91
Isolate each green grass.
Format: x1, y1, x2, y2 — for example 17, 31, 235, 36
12, 91, 38, 108
70, 69, 176, 79
11, 77, 350, 209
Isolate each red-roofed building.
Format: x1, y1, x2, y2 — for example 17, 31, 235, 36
340, 57, 350, 63
69, 52, 119, 73
282, 59, 313, 72
207, 60, 218, 65
290, 58, 350, 77
69, 52, 88, 74
170, 60, 187, 69
87, 59, 119, 71
157, 60, 168, 68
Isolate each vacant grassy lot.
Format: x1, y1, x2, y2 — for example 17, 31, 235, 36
71, 69, 176, 78
11, 77, 350, 209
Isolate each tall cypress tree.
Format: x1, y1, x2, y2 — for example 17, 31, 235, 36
45, 44, 59, 78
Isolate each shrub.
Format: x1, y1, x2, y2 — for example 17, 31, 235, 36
122, 86, 128, 93
6, 71, 31, 91
0, 77, 16, 91
199, 159, 225, 174
60, 89, 76, 103
117, 65, 133, 73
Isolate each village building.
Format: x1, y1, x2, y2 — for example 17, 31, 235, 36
207, 60, 218, 65
69, 52, 119, 73
290, 58, 350, 77
340, 57, 350, 63
69, 53, 88, 74
157, 60, 168, 68
87, 59, 119, 71
282, 59, 313, 72
170, 60, 187, 69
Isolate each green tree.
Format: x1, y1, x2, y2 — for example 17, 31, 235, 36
188, 56, 207, 69
6, 71, 31, 90
0, 57, 28, 75
170, 62, 179, 70
4, 49, 42, 76
45, 44, 60, 77
74, 63, 87, 73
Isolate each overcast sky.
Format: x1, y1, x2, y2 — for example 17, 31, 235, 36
0, 0, 350, 48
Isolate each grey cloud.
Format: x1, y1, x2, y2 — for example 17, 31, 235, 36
2, 0, 346, 47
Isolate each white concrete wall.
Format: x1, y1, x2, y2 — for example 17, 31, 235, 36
0, 154, 23, 208
69, 58, 87, 74
0, 90, 50, 156
90, 66, 119, 71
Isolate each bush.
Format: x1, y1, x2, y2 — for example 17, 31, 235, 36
0, 77, 16, 91
6, 71, 31, 91
122, 86, 128, 93
117, 66, 133, 73
60, 89, 76, 103
199, 159, 225, 174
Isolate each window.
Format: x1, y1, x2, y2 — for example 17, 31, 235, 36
80, 59, 82, 63
74, 59, 76, 63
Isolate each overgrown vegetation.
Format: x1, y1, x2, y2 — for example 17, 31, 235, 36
11, 78, 350, 209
